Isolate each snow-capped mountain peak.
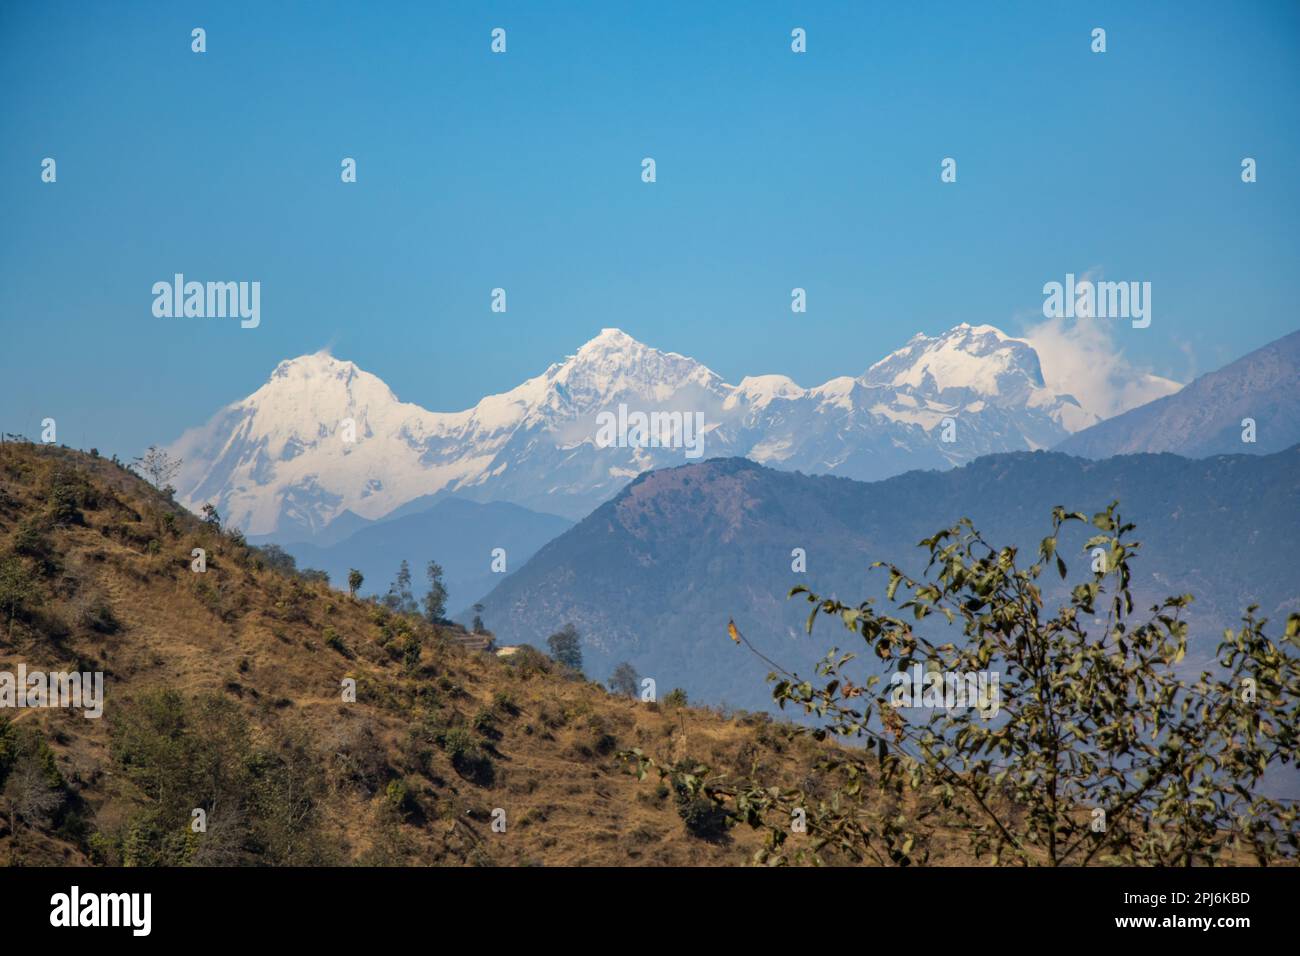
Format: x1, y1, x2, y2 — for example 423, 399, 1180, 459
863, 323, 1043, 397
725, 374, 806, 410
580, 327, 639, 352
257, 352, 401, 423
271, 349, 359, 381
168, 324, 1164, 537
553, 327, 726, 404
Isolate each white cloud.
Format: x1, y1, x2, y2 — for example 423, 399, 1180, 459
1024, 314, 1182, 422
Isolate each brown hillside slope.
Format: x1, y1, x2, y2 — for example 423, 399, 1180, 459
0, 442, 837, 867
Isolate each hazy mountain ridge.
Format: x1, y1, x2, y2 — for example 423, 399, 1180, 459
282, 497, 573, 610
476, 447, 1300, 714
1056, 329, 1300, 459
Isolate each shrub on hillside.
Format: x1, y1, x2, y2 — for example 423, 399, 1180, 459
608, 662, 639, 698
0, 556, 40, 634
43, 466, 93, 526
71, 589, 120, 635
105, 690, 331, 866
0, 719, 67, 846
439, 727, 494, 785
673, 779, 729, 842
504, 644, 551, 678
323, 627, 352, 658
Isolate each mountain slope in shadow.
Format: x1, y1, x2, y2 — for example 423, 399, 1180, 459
479, 448, 1300, 714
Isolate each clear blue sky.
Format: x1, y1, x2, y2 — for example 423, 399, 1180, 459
2, 0, 1298, 458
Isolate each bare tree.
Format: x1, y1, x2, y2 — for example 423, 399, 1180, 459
2, 753, 62, 846
132, 445, 182, 491
190, 808, 249, 866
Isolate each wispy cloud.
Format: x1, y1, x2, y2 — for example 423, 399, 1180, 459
1024, 314, 1182, 421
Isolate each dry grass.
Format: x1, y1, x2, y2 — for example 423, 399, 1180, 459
0, 442, 835, 866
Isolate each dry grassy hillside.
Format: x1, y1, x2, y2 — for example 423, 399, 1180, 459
0, 442, 834, 866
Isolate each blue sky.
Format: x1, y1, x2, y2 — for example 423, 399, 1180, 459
2, 0, 1298, 458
